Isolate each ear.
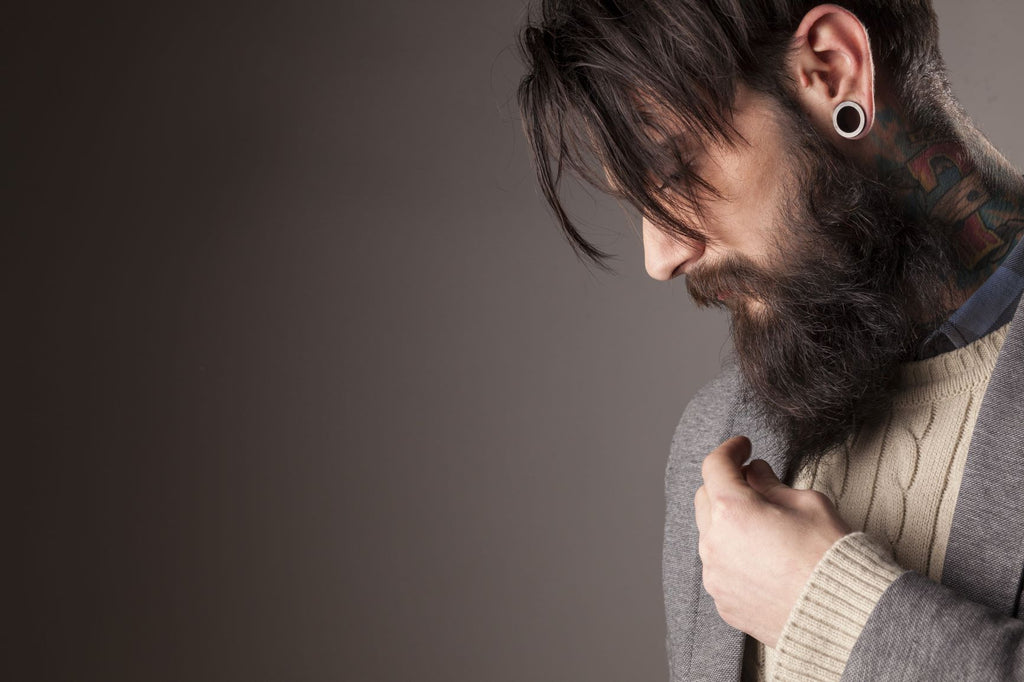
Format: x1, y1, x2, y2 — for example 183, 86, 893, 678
788, 4, 875, 141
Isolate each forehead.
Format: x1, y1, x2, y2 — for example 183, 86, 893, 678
651, 84, 775, 138
602, 87, 765, 171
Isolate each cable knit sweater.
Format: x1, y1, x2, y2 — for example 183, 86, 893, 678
742, 322, 1011, 682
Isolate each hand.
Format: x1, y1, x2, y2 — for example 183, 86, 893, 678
694, 436, 851, 648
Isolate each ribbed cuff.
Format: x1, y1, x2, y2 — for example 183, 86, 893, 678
772, 532, 907, 682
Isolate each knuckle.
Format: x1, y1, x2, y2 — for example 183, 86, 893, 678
709, 494, 743, 524
801, 489, 832, 510
698, 534, 716, 563
702, 567, 719, 596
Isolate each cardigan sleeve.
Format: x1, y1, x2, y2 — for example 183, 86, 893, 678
770, 532, 906, 681
842, 568, 1024, 680
770, 531, 1024, 681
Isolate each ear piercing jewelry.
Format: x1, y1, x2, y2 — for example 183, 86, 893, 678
832, 100, 867, 139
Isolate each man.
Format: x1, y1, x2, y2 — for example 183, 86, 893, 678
517, 1, 1024, 680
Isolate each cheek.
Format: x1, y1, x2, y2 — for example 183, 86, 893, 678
712, 161, 783, 254
748, 149, 799, 247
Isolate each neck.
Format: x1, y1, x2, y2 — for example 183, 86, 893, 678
861, 101, 1024, 307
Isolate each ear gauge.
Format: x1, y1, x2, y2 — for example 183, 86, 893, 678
832, 100, 867, 139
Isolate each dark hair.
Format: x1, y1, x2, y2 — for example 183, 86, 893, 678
516, 0, 948, 268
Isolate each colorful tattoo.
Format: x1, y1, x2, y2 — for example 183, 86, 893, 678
871, 106, 1024, 293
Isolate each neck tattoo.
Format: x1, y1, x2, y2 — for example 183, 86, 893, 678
870, 106, 1024, 302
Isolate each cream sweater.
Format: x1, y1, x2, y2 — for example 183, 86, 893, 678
743, 323, 1010, 682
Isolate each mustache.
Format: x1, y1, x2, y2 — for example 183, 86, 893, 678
685, 256, 776, 308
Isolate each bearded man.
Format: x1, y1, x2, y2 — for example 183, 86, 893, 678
517, 1, 1024, 680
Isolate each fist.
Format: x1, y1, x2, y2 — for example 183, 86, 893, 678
694, 436, 851, 647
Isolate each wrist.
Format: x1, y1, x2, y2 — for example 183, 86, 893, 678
771, 532, 906, 679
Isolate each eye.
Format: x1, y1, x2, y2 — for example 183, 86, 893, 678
656, 177, 678, 192
656, 160, 694, 192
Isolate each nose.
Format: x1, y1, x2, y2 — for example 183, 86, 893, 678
642, 216, 705, 281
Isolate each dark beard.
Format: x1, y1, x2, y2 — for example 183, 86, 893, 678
686, 104, 958, 476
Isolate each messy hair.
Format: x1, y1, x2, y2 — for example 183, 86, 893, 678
516, 0, 948, 267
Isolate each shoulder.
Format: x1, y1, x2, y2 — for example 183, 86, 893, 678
663, 365, 747, 573
665, 364, 745, 500
670, 364, 744, 463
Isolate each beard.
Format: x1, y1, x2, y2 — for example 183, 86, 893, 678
685, 99, 958, 476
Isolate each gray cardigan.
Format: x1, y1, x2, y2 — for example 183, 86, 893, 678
663, 296, 1024, 681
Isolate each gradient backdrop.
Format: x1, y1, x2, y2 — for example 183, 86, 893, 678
10, 1, 1024, 680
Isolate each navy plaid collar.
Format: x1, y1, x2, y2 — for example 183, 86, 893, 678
919, 234, 1024, 359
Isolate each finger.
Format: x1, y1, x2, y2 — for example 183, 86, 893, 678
694, 484, 709, 533
700, 435, 752, 496
744, 458, 792, 504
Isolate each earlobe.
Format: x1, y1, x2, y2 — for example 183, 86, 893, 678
832, 100, 867, 139
789, 4, 875, 141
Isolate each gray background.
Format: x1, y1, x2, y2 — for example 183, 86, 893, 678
9, 1, 1023, 680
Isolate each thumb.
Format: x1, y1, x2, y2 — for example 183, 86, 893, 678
744, 459, 792, 503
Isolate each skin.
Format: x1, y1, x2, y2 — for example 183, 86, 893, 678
865, 102, 1024, 297
658, 5, 1024, 647
641, 85, 796, 287
695, 436, 849, 648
